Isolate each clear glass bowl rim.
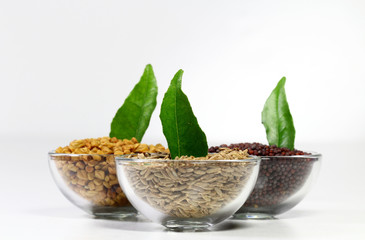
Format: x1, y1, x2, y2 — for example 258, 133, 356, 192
49, 151, 261, 163
115, 154, 261, 164
259, 151, 321, 161
48, 151, 116, 157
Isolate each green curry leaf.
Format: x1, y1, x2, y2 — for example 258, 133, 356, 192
262, 77, 296, 150
110, 64, 158, 142
160, 70, 208, 158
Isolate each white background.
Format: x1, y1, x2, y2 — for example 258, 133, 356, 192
0, 0, 364, 239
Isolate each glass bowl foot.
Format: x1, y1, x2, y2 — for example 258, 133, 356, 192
232, 213, 276, 220
163, 219, 212, 232
91, 206, 137, 220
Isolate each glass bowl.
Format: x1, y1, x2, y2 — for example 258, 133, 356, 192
48, 152, 137, 218
115, 155, 261, 231
234, 153, 321, 219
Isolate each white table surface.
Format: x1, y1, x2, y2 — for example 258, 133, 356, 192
1, 137, 364, 240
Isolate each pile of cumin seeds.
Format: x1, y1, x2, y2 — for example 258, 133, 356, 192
122, 148, 257, 218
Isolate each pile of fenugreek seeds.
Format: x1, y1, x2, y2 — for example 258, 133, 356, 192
52, 137, 168, 207
121, 148, 257, 218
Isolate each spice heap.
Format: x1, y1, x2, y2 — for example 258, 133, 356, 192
52, 137, 168, 207
121, 148, 257, 218
209, 143, 315, 208
209, 142, 309, 156
177, 148, 250, 160
55, 136, 167, 155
